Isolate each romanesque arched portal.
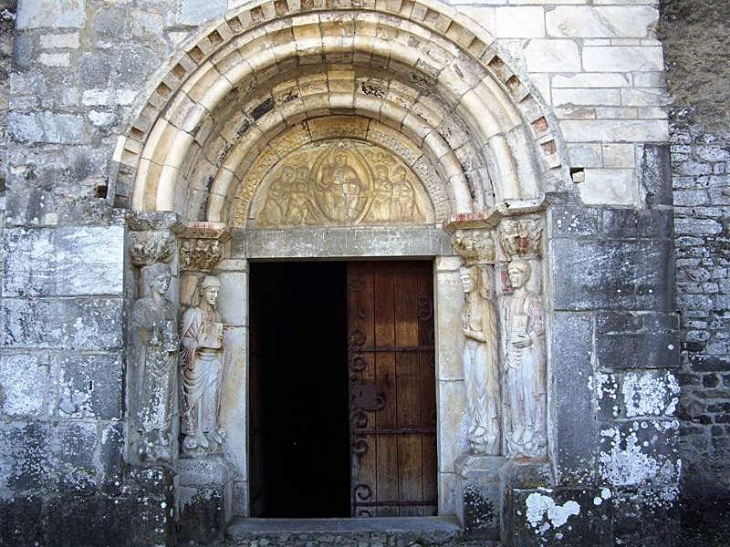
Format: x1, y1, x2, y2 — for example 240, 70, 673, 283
115, 0, 594, 542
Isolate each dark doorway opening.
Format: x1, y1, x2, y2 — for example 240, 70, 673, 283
249, 262, 350, 518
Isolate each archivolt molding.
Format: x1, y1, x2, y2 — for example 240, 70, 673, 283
114, 0, 567, 220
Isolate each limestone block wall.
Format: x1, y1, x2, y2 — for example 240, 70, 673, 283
660, 0, 730, 512
0, 0, 15, 312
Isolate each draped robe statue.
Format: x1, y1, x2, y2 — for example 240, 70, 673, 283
460, 266, 500, 454
180, 275, 225, 451
131, 263, 178, 462
500, 260, 546, 458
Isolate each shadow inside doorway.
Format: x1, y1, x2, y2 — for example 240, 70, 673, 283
249, 261, 350, 518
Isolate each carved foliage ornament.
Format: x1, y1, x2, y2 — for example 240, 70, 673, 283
129, 232, 174, 266
498, 218, 543, 260
452, 229, 496, 265
179, 239, 223, 271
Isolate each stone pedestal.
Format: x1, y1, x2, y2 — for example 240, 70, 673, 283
455, 453, 505, 540
177, 454, 234, 543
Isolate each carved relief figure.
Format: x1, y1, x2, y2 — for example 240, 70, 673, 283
500, 260, 546, 459
260, 166, 295, 226
318, 149, 366, 222
253, 141, 431, 227
460, 265, 500, 454
286, 166, 313, 224
391, 166, 416, 221
370, 164, 392, 222
131, 263, 178, 462
180, 275, 225, 451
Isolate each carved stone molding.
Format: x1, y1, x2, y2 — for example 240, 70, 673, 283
179, 239, 223, 271
498, 217, 543, 261
176, 222, 231, 272
452, 229, 496, 266
129, 232, 175, 266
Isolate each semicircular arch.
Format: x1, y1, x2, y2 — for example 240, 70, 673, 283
114, 0, 569, 220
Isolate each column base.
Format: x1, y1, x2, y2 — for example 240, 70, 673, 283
455, 453, 505, 540
177, 453, 235, 543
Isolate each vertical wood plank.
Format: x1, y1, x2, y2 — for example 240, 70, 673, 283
348, 262, 376, 517
374, 262, 397, 516
418, 263, 438, 516
394, 264, 422, 516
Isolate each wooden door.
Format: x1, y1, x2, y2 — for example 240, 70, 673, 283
347, 261, 438, 517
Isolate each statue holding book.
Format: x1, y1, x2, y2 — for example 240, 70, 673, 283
500, 259, 546, 459
180, 275, 226, 451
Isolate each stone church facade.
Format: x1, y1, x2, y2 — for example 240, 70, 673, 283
0, 0, 725, 545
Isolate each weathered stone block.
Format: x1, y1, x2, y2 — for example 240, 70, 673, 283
16, 0, 85, 29
0, 496, 45, 547
552, 312, 596, 484
688, 353, 730, 372
561, 119, 668, 143
583, 46, 663, 72
506, 488, 612, 547
455, 454, 503, 540
3, 226, 124, 297
177, 0, 227, 25
641, 144, 673, 207
596, 331, 679, 369
0, 421, 55, 495
93, 7, 126, 35
552, 239, 673, 311
178, 485, 226, 543
601, 208, 672, 240
55, 353, 123, 419
44, 491, 172, 547
612, 489, 679, 547
581, 169, 635, 206
546, 6, 657, 38
79, 52, 112, 88
598, 420, 680, 492
7, 112, 84, 144
523, 39, 581, 72
0, 352, 49, 416
619, 371, 679, 418
3, 297, 124, 350
55, 421, 99, 492
550, 206, 602, 238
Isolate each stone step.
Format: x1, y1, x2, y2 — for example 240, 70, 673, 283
224, 517, 501, 547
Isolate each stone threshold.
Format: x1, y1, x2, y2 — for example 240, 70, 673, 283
225, 516, 500, 546
228, 516, 461, 534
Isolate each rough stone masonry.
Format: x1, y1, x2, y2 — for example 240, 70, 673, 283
0, 0, 718, 545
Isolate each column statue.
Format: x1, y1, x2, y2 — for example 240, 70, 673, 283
180, 275, 226, 451
500, 259, 546, 459
131, 263, 178, 463
460, 265, 500, 455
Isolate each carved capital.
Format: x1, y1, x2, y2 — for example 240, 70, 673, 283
498, 218, 543, 261
452, 229, 496, 266
179, 239, 223, 271
128, 232, 174, 266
